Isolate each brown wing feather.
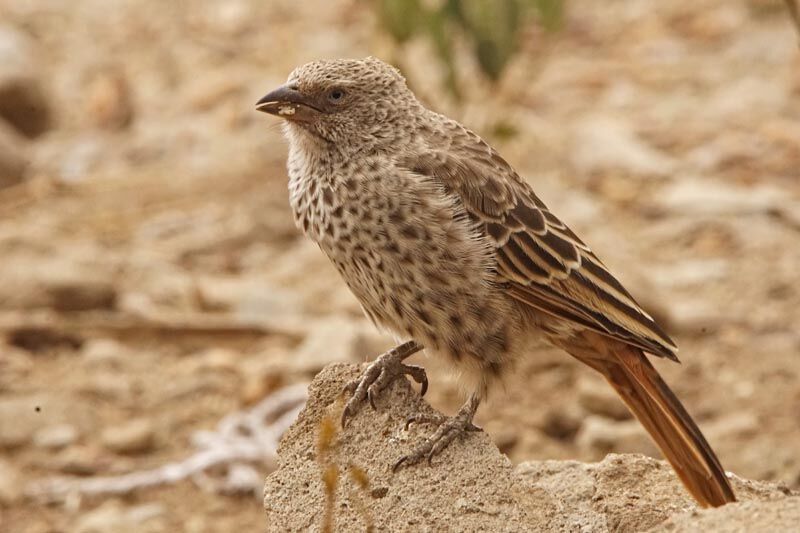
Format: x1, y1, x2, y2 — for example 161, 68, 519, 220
402, 122, 678, 360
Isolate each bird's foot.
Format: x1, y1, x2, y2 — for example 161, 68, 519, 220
393, 394, 481, 471
341, 340, 425, 427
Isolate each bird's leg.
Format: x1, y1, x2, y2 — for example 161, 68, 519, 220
393, 393, 481, 471
341, 340, 427, 427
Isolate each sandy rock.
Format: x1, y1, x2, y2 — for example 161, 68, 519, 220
651, 497, 800, 532
264, 363, 797, 532
33, 423, 79, 450
264, 363, 559, 532
0, 24, 50, 138
101, 419, 156, 454
0, 120, 28, 187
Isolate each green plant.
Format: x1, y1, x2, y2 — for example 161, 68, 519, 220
375, 0, 564, 95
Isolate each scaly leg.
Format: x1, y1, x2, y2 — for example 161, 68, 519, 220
341, 340, 427, 427
393, 393, 481, 471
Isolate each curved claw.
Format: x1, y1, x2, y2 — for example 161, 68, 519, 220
392, 456, 409, 473
341, 404, 354, 428
392, 394, 480, 473
343, 380, 359, 395
405, 365, 428, 397
339, 341, 426, 430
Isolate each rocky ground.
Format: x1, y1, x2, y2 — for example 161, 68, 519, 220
266, 364, 799, 532
0, 0, 798, 531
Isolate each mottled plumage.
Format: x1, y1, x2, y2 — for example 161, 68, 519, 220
256, 57, 735, 508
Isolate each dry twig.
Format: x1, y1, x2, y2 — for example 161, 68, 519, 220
26, 384, 308, 501
0, 310, 306, 341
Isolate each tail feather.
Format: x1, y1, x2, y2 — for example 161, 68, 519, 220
572, 341, 736, 507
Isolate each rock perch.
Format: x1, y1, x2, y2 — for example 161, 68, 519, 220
264, 363, 798, 532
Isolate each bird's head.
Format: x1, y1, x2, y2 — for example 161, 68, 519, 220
256, 57, 418, 150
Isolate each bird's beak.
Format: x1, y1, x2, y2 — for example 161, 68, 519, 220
255, 84, 321, 122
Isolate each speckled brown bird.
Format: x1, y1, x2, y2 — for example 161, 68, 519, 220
256, 57, 736, 508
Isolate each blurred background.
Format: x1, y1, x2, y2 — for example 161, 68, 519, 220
1, 0, 799, 531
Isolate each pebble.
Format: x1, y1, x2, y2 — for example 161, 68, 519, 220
197, 275, 303, 317
575, 415, 658, 457
33, 423, 79, 450
221, 463, 263, 495
188, 347, 240, 373
0, 342, 34, 382
54, 445, 104, 476
85, 69, 133, 130
659, 297, 732, 335
81, 338, 127, 367
576, 376, 632, 421
538, 403, 584, 441
101, 419, 156, 454
655, 179, 785, 217
703, 412, 759, 441
0, 396, 45, 449
647, 259, 730, 288
0, 23, 51, 138
289, 317, 392, 374
570, 114, 676, 178
82, 373, 133, 402
74, 501, 166, 533
46, 279, 118, 312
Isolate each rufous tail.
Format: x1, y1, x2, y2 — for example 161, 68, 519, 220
571, 341, 736, 508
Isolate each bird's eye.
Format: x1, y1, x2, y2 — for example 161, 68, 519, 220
328, 89, 345, 102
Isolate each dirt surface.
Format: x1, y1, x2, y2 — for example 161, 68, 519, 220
265, 363, 798, 532
1, 0, 799, 531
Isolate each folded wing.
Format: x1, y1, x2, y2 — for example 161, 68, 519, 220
402, 122, 678, 360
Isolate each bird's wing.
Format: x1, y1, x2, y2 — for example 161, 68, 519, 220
401, 121, 678, 360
